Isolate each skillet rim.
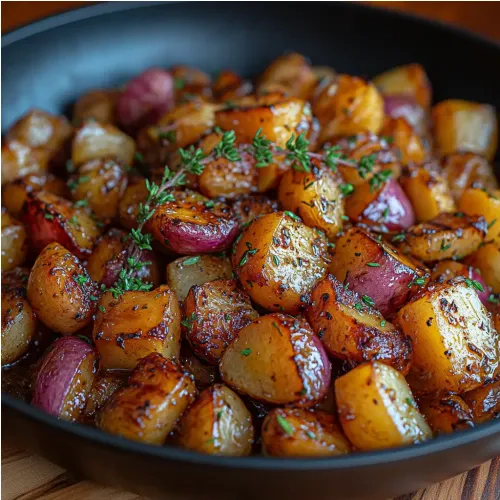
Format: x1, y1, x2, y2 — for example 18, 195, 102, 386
2, 0, 500, 471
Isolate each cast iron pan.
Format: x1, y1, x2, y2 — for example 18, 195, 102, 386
2, 2, 500, 499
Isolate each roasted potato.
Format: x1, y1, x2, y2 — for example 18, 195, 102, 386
180, 342, 219, 389
1, 210, 27, 271
329, 227, 429, 317
306, 274, 412, 374
176, 383, 254, 456
232, 211, 329, 314
69, 158, 128, 220
171, 65, 212, 103
118, 176, 148, 230
220, 313, 331, 406
458, 188, 500, 241
232, 195, 279, 227
278, 159, 345, 240
418, 394, 474, 434
262, 408, 351, 457
97, 353, 196, 444
396, 279, 499, 394
212, 70, 252, 102
432, 99, 498, 161
22, 191, 101, 259
82, 372, 125, 421
399, 164, 456, 222
380, 116, 426, 165
465, 240, 500, 293
27, 243, 97, 334
73, 89, 118, 125
399, 213, 488, 262
93, 285, 181, 370
1, 140, 49, 185
184, 279, 258, 365
335, 361, 432, 450
462, 378, 500, 423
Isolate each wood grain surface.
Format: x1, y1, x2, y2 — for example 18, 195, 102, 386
1, 2, 500, 499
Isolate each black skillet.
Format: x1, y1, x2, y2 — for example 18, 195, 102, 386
2, 2, 500, 499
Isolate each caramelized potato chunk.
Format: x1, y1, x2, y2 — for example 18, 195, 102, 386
93, 286, 181, 370
335, 361, 432, 450
73, 89, 118, 125
418, 394, 474, 434
329, 227, 428, 317
306, 275, 412, 374
458, 188, 500, 241
220, 313, 331, 407
82, 372, 125, 421
118, 176, 148, 230
462, 378, 500, 423
1, 140, 49, 185
432, 100, 498, 161
1, 210, 27, 271
396, 280, 499, 394
399, 213, 487, 262
380, 116, 426, 165
212, 70, 252, 102
262, 408, 351, 457
465, 241, 500, 293
180, 343, 218, 390
97, 353, 196, 444
27, 243, 97, 334
232, 195, 279, 227
232, 212, 329, 314
177, 384, 254, 456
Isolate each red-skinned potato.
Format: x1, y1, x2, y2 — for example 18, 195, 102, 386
93, 285, 181, 370
262, 408, 351, 457
329, 227, 429, 317
335, 361, 432, 450
117, 68, 174, 131
32, 336, 97, 421
344, 178, 415, 232
380, 116, 426, 165
73, 89, 118, 125
72, 120, 136, 167
440, 152, 498, 202
306, 275, 412, 374
418, 394, 474, 434
232, 211, 329, 314
395, 279, 499, 394
212, 70, 252, 102
1, 139, 49, 185
373, 63, 432, 109
232, 195, 279, 227
257, 53, 316, 100
399, 163, 456, 222
459, 188, 500, 241
86, 228, 162, 288
69, 158, 128, 220
278, 159, 345, 240
220, 313, 331, 407
176, 383, 254, 456
184, 279, 259, 365
1, 210, 27, 271
313, 75, 384, 142
146, 190, 239, 255
27, 243, 97, 334
166, 254, 233, 302
399, 213, 488, 262
462, 378, 500, 423
465, 240, 500, 293
382, 94, 429, 138
432, 100, 498, 161
22, 191, 101, 260
118, 176, 148, 230
97, 353, 196, 445
82, 372, 125, 422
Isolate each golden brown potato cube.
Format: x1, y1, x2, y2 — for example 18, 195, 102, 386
329, 227, 428, 317
72, 120, 136, 167
380, 117, 426, 165
232, 211, 329, 314
441, 152, 498, 202
220, 313, 331, 407
418, 394, 474, 434
459, 188, 500, 241
22, 191, 101, 260
184, 279, 258, 365
432, 100, 498, 161
232, 195, 279, 227
313, 75, 384, 142
262, 408, 351, 457
257, 53, 317, 100
69, 158, 128, 220
171, 65, 212, 102
215, 93, 312, 148
27, 243, 97, 334
335, 361, 432, 450
465, 240, 500, 293
396, 280, 499, 394
306, 275, 412, 374
1, 140, 49, 185
97, 353, 196, 445
373, 63, 432, 109
462, 378, 500, 423
93, 285, 181, 370
73, 89, 118, 125
82, 372, 125, 421
1, 210, 27, 271
277, 159, 344, 240
118, 176, 148, 230
176, 383, 254, 456
399, 164, 456, 222
399, 213, 488, 262
212, 70, 252, 102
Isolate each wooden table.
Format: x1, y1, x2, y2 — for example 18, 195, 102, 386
2, 2, 500, 499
